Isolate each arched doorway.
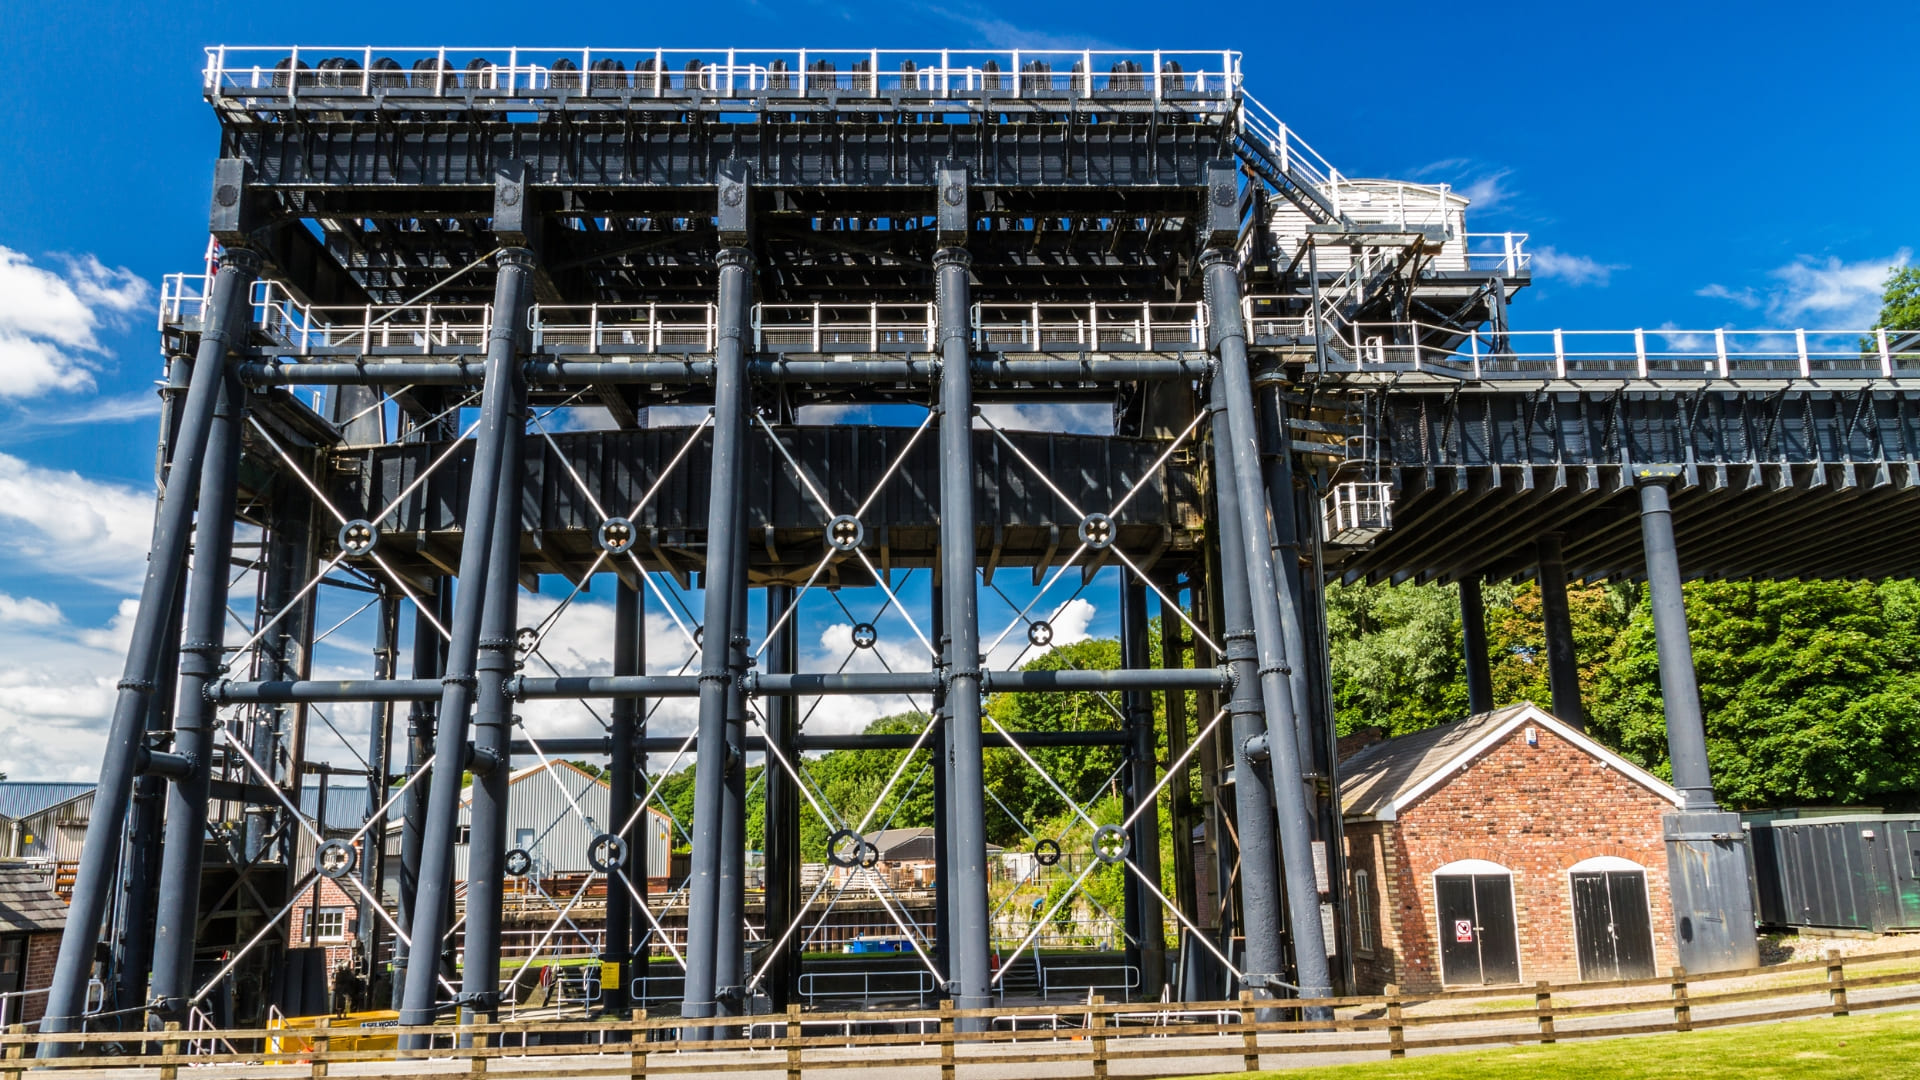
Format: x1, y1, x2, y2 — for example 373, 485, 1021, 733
1570, 856, 1655, 980
1433, 859, 1519, 985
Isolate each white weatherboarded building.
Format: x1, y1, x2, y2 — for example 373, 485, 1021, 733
454, 761, 672, 881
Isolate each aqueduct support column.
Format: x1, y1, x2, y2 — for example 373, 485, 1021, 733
1537, 534, 1585, 729
1637, 475, 1759, 973
1459, 575, 1494, 715
603, 581, 640, 1014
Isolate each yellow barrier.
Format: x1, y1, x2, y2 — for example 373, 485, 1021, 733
266, 1009, 399, 1062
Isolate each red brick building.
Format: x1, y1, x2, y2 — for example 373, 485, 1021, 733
0, 864, 67, 1026
1340, 703, 1681, 993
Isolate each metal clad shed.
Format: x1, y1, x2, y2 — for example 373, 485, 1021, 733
455, 761, 672, 881
1747, 814, 1920, 933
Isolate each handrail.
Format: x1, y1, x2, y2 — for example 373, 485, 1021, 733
203, 46, 1244, 108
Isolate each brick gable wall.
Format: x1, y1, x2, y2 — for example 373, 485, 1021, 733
1344, 720, 1677, 993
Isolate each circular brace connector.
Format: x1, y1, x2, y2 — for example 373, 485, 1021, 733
826, 514, 865, 553
597, 516, 637, 555
337, 519, 379, 557
1091, 824, 1130, 866
827, 828, 864, 868
1077, 513, 1115, 550
850, 622, 879, 650
504, 848, 533, 877
1026, 620, 1055, 648
515, 627, 539, 656
586, 833, 628, 873
316, 839, 358, 880
856, 839, 881, 869
1034, 838, 1062, 867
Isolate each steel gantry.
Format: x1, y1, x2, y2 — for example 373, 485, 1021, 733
35, 42, 1920, 1052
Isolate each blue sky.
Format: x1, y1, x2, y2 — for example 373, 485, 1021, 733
0, 0, 1913, 778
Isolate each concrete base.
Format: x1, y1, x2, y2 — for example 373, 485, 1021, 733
1663, 811, 1761, 973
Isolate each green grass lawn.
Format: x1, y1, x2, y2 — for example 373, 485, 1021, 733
1193, 1010, 1920, 1080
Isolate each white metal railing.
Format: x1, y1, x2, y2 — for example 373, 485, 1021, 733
0, 986, 48, 1029
1464, 232, 1531, 275
1343, 322, 1918, 382
797, 967, 939, 1006
973, 302, 1208, 351
1040, 963, 1140, 1000
202, 47, 1243, 106
1241, 296, 1310, 339
160, 273, 493, 354
532, 303, 718, 352
754, 303, 935, 352
1238, 92, 1352, 214
629, 973, 687, 1006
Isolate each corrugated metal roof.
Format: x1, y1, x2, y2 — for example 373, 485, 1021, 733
0, 783, 95, 821
297, 780, 374, 832
0, 865, 68, 932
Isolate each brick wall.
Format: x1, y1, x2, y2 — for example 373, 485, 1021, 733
20, 933, 58, 1024
288, 876, 360, 974
1344, 721, 1677, 993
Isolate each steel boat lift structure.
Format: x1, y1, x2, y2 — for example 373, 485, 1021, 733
38, 44, 1920, 1048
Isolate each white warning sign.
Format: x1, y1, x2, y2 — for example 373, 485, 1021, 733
1454, 919, 1474, 943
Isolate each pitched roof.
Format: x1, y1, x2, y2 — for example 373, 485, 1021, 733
1338, 702, 1681, 821
0, 783, 95, 821
0, 865, 68, 933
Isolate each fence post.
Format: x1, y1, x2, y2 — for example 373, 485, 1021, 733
1670, 967, 1691, 1033
785, 1003, 803, 1080
629, 1008, 648, 1080
156, 1019, 183, 1080
1385, 984, 1404, 1059
1534, 981, 1555, 1044
1238, 989, 1258, 1073
1090, 994, 1109, 1080
1827, 950, 1849, 1017
2, 1023, 22, 1080
939, 999, 955, 1080
469, 1030, 489, 1078
310, 1016, 331, 1078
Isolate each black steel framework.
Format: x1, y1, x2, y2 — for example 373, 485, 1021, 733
45, 41, 1920, 1049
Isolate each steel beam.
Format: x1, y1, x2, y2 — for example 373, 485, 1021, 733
40, 248, 257, 1049
680, 239, 754, 1033
392, 584, 449, 1008
1119, 578, 1167, 997
233, 358, 1211, 388
397, 245, 537, 1037
1202, 245, 1334, 1004
148, 366, 247, 1022
760, 583, 799, 1008
602, 581, 640, 1013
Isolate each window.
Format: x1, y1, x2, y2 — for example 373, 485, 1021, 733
1354, 869, 1375, 954
457, 824, 471, 845
312, 907, 348, 943
515, 828, 536, 850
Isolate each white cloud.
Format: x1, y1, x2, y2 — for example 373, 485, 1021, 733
0, 247, 152, 398
0, 451, 156, 589
1698, 250, 1908, 328
1409, 160, 1515, 213
0, 598, 136, 780
976, 403, 1112, 434
914, 3, 1121, 49
0, 592, 63, 626
0, 391, 158, 445
1457, 169, 1515, 213
1532, 246, 1626, 287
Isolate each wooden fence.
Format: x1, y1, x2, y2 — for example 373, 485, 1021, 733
5, 947, 1918, 1078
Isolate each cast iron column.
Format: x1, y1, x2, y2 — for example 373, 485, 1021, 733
935, 244, 992, 1022
359, 592, 398, 996
1119, 579, 1167, 997
604, 581, 640, 1013
398, 247, 536, 1035
40, 248, 257, 1047
1638, 476, 1759, 972
1536, 535, 1585, 729
714, 494, 751, 1025
761, 584, 800, 1008
1201, 247, 1335, 1004
681, 243, 754, 1033
147, 363, 246, 1022
1459, 575, 1494, 715
392, 584, 448, 1007
460, 347, 528, 1024
1207, 377, 1288, 1007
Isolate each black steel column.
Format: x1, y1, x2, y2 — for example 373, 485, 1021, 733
116, 587, 183, 1022
392, 584, 448, 1008
1459, 575, 1494, 715
1206, 376, 1288, 1007
40, 248, 257, 1047
360, 593, 398, 998
682, 239, 754, 1032
604, 581, 640, 1013
761, 584, 800, 1009
1119, 579, 1166, 998
713, 502, 750, 1024
936, 241, 992, 1022
1536, 535, 1585, 729
148, 365, 247, 1021
1159, 586, 1198, 943
1638, 476, 1759, 972
1201, 234, 1335, 1003
1256, 388, 1314, 768
398, 246, 536, 1035
461, 347, 528, 1024
930, 580, 951, 978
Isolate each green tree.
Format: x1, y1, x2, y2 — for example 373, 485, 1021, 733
1326, 581, 1468, 735
1876, 265, 1920, 331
